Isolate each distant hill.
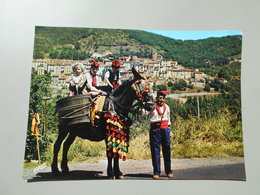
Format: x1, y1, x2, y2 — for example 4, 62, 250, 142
33, 26, 242, 76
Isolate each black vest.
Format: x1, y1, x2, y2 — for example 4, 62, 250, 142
108, 69, 119, 83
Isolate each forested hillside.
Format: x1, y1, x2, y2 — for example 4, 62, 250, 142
33, 26, 242, 76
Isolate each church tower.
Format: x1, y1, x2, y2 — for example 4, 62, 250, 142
151, 49, 158, 61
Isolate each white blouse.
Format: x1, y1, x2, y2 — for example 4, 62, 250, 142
70, 74, 85, 87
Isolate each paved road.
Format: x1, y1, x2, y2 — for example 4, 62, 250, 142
23, 157, 246, 182
151, 92, 221, 102
167, 92, 221, 98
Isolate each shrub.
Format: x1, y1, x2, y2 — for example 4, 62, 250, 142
171, 79, 187, 91
156, 84, 167, 91
187, 84, 194, 89
204, 85, 211, 92
167, 81, 174, 87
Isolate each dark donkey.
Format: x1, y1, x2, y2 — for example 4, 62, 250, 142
51, 68, 153, 179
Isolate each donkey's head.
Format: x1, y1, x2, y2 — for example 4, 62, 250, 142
110, 68, 153, 116
130, 68, 154, 112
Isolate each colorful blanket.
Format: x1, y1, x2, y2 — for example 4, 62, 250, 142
103, 113, 130, 160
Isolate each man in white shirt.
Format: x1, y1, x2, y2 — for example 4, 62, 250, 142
85, 60, 106, 125
85, 60, 103, 95
148, 90, 174, 179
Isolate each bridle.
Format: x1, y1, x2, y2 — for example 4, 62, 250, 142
131, 78, 151, 103
108, 78, 152, 113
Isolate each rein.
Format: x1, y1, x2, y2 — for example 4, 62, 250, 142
108, 81, 149, 113
108, 96, 133, 110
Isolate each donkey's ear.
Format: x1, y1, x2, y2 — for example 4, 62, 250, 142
132, 67, 144, 81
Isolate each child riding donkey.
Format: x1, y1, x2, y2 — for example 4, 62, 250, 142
69, 63, 87, 96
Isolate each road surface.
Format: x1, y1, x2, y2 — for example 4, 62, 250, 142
23, 157, 246, 182
167, 92, 221, 98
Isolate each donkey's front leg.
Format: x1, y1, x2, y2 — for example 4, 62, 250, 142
114, 157, 124, 179
107, 155, 114, 179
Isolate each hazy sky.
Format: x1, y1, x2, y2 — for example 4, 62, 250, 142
143, 30, 242, 41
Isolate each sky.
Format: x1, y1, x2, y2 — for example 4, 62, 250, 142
143, 30, 242, 41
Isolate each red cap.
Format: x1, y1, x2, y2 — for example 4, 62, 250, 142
91, 60, 100, 67
112, 59, 120, 67
157, 90, 168, 96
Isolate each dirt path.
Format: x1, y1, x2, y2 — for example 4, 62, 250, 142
23, 157, 246, 182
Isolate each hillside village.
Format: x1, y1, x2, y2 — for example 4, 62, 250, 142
32, 51, 225, 97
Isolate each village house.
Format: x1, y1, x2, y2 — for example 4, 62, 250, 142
160, 59, 172, 71
119, 56, 131, 62
37, 65, 45, 75
194, 70, 205, 82
171, 61, 178, 67
32, 59, 48, 71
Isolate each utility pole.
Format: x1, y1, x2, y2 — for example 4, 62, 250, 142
43, 100, 47, 136
36, 135, 41, 163
197, 96, 200, 119
42, 96, 51, 136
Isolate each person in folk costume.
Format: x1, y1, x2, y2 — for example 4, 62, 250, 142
85, 60, 106, 125
148, 90, 174, 179
69, 63, 87, 96
104, 59, 122, 93
85, 60, 105, 95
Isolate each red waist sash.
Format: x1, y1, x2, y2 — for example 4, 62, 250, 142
151, 120, 169, 129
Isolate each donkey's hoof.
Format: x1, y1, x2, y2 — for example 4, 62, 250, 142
107, 175, 115, 179
107, 170, 115, 179
52, 171, 60, 176
115, 175, 124, 179
61, 168, 69, 175
51, 166, 60, 176
115, 172, 124, 179
61, 170, 69, 175
52, 170, 60, 176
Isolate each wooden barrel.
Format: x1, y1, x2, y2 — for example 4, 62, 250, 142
56, 94, 92, 125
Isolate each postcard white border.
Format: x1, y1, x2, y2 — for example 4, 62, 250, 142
1, 0, 260, 195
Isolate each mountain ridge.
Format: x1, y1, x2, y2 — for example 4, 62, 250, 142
33, 26, 242, 76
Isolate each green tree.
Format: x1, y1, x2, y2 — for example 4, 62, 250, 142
209, 79, 224, 91
171, 79, 187, 91
204, 85, 211, 92
24, 69, 52, 161
156, 84, 167, 91
167, 81, 174, 87
218, 68, 232, 80
33, 35, 52, 59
